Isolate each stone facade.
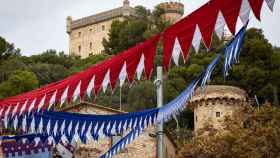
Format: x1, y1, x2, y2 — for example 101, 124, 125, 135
189, 85, 248, 135
63, 102, 177, 158
158, 2, 184, 23
67, 0, 184, 58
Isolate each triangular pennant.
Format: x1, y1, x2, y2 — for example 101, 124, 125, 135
19, 100, 28, 116
192, 25, 202, 53
136, 54, 145, 80
248, 0, 264, 20
28, 99, 36, 114
240, 0, 251, 24
37, 94, 46, 112
48, 90, 57, 110
119, 62, 127, 87
72, 80, 82, 102
172, 37, 183, 66
60, 86, 69, 106
215, 11, 226, 40
86, 76, 95, 98
12, 103, 19, 117
102, 69, 111, 93
265, 0, 275, 11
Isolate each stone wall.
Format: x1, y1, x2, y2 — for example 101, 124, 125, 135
69, 17, 124, 58
190, 85, 248, 134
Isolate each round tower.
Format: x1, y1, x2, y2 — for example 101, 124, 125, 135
158, 1, 184, 23
189, 85, 248, 135
66, 16, 72, 34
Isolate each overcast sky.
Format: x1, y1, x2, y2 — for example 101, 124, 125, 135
0, 0, 279, 56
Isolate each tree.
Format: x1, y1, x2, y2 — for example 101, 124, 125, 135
177, 104, 280, 158
0, 70, 39, 99
0, 36, 20, 60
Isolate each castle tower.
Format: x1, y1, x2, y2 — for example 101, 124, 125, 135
189, 85, 248, 135
123, 0, 130, 7
158, 1, 184, 23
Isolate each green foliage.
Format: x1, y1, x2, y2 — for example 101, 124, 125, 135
103, 5, 170, 55
0, 70, 39, 99
178, 104, 280, 158
0, 36, 20, 60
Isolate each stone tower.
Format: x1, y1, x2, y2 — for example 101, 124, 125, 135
158, 1, 184, 23
189, 85, 248, 135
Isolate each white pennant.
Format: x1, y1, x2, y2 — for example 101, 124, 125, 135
37, 94, 46, 112
102, 70, 111, 93
48, 90, 57, 110
86, 76, 95, 97
60, 86, 69, 106
12, 103, 20, 117
38, 117, 43, 133
53, 121, 58, 136
61, 120, 66, 135
119, 62, 127, 87
30, 116, 36, 133
28, 99, 36, 114
72, 81, 82, 102
240, 0, 251, 24
136, 54, 145, 80
4, 106, 11, 117
86, 123, 93, 142
265, 0, 275, 11
22, 115, 27, 132
68, 121, 73, 135
19, 100, 28, 116
13, 115, 18, 130
34, 137, 41, 147
47, 120, 51, 135
172, 37, 183, 66
215, 11, 226, 40
192, 25, 202, 53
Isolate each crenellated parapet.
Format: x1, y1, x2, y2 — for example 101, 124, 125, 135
158, 1, 184, 15
189, 85, 249, 135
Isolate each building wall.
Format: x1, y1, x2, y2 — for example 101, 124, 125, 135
193, 99, 244, 133
69, 17, 124, 58
66, 104, 176, 158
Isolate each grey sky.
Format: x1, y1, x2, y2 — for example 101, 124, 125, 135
0, 0, 279, 56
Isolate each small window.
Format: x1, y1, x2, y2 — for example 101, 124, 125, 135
196, 116, 198, 122
102, 25, 105, 31
216, 112, 221, 117
78, 32, 81, 37
78, 45, 81, 53
90, 42, 92, 50
89, 28, 92, 32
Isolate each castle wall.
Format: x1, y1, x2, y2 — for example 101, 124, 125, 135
69, 17, 124, 58
193, 99, 244, 133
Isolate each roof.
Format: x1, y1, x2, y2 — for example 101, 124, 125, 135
60, 101, 126, 114
70, 6, 137, 30
191, 85, 248, 102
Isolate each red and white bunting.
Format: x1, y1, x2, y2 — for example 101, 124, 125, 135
0, 0, 274, 116
163, 0, 268, 71
0, 35, 160, 114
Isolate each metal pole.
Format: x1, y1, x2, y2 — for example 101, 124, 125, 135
155, 66, 164, 158
120, 86, 122, 111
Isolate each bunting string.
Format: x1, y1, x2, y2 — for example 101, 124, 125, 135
0, 0, 275, 115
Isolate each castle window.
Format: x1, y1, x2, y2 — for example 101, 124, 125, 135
78, 32, 81, 37
196, 116, 198, 122
78, 45, 81, 53
216, 112, 221, 117
90, 42, 92, 50
102, 25, 105, 31
89, 28, 92, 32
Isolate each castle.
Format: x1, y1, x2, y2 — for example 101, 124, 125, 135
190, 85, 248, 135
67, 0, 184, 58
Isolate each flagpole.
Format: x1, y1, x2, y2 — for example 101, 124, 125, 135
155, 66, 164, 158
